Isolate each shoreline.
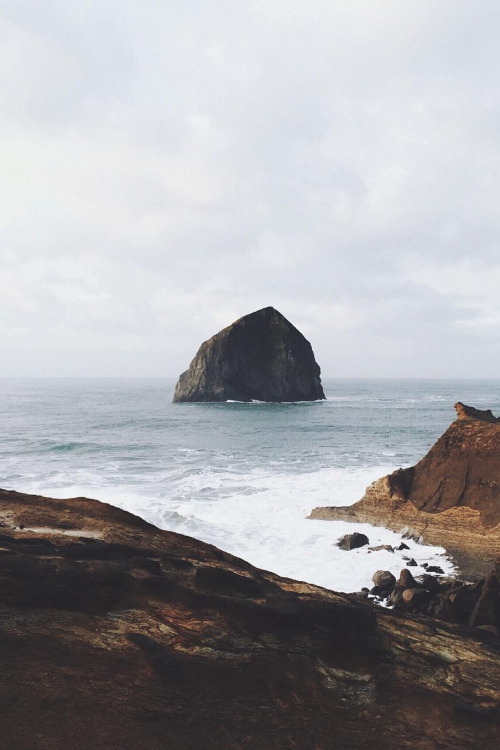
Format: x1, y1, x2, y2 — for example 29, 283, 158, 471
310, 403, 500, 579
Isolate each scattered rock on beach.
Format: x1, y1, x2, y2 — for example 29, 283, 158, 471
366, 562, 500, 633
398, 568, 418, 589
421, 574, 442, 594
337, 532, 369, 550
372, 570, 396, 590
368, 544, 394, 552
402, 588, 431, 607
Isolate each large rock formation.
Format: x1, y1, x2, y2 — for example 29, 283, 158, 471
0, 486, 499, 749
310, 403, 500, 575
173, 306, 325, 402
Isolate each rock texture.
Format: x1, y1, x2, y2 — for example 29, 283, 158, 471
173, 307, 325, 402
455, 401, 500, 423
310, 403, 500, 575
337, 532, 369, 550
0, 486, 499, 749
366, 563, 500, 636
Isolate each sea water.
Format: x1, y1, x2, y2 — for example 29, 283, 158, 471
1, 378, 499, 593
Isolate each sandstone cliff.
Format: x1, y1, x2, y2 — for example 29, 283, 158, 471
310, 403, 500, 575
173, 306, 325, 402
0, 487, 498, 749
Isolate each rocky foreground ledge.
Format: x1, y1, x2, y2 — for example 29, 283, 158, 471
0, 488, 498, 749
310, 403, 500, 576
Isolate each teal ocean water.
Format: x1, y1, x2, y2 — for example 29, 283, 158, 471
1, 378, 499, 591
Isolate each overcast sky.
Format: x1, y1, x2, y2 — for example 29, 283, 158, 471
1, 1, 500, 378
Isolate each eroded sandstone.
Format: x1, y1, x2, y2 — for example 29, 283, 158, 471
310, 403, 500, 575
0, 487, 498, 749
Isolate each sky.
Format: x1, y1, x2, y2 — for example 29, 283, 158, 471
1, 0, 500, 378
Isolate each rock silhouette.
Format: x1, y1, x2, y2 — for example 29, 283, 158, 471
173, 306, 325, 402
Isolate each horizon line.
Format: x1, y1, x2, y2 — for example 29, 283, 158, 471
1, 375, 500, 381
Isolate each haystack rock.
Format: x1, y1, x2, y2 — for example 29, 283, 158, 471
310, 402, 500, 576
173, 306, 325, 402
0, 486, 498, 749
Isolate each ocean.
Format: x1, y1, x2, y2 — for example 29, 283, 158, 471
2, 377, 500, 593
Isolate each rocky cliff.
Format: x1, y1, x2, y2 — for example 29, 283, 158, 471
310, 403, 500, 575
173, 307, 325, 402
0, 486, 498, 749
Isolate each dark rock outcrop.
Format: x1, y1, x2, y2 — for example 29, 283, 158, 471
310, 403, 500, 575
0, 487, 499, 749
173, 307, 325, 402
366, 563, 500, 637
337, 532, 369, 550
372, 570, 396, 590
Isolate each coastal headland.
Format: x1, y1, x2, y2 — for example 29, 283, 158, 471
310, 403, 500, 576
0, 486, 498, 749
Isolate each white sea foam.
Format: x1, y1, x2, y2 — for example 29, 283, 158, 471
159, 465, 454, 592
31, 463, 455, 593
2, 377, 475, 597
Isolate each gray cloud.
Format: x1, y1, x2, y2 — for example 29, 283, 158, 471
1, 1, 499, 377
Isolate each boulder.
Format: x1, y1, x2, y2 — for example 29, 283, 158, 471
447, 585, 479, 621
173, 306, 325, 402
422, 575, 492, 626
398, 569, 418, 590
402, 588, 431, 608
469, 564, 500, 628
337, 532, 369, 550
389, 587, 405, 606
372, 570, 396, 590
420, 574, 443, 595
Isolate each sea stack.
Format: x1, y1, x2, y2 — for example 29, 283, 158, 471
173, 306, 325, 403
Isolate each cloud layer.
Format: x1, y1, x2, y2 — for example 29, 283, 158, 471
1, 1, 499, 376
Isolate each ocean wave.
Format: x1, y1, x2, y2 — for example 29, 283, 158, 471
86, 465, 454, 594
40, 441, 103, 454
3, 377, 486, 594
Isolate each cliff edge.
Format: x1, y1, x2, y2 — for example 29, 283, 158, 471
173, 307, 325, 402
0, 487, 498, 749
310, 403, 500, 575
